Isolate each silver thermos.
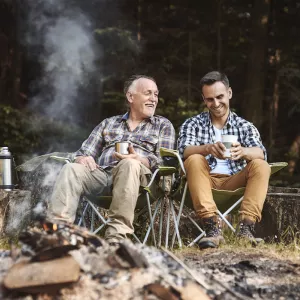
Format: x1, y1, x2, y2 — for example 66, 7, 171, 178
0, 147, 14, 191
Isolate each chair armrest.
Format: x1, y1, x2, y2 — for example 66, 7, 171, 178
158, 166, 177, 176
160, 147, 179, 158
49, 155, 72, 164
160, 147, 186, 175
269, 162, 288, 175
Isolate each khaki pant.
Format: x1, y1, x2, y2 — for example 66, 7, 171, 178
49, 158, 152, 243
184, 154, 271, 222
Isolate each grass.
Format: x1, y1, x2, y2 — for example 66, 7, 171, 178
173, 229, 300, 263
0, 237, 13, 250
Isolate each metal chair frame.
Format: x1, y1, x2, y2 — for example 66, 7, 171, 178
159, 148, 288, 248
50, 155, 181, 248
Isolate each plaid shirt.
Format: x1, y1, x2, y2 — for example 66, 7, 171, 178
178, 111, 267, 175
75, 112, 176, 171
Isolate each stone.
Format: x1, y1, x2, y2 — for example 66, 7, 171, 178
0, 189, 31, 237
3, 255, 80, 293
16, 152, 73, 205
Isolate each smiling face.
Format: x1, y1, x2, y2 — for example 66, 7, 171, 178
202, 81, 232, 123
126, 78, 159, 119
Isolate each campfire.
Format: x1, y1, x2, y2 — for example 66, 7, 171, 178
0, 217, 212, 299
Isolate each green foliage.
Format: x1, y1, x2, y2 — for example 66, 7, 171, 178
0, 105, 88, 164
156, 97, 205, 131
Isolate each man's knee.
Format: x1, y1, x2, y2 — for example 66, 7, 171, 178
60, 163, 87, 180
184, 154, 207, 169
248, 159, 271, 175
117, 158, 141, 170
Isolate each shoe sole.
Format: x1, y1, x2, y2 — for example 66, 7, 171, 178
198, 240, 218, 249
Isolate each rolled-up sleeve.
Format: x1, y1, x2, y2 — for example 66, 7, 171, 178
178, 118, 198, 159
75, 121, 106, 160
243, 123, 267, 161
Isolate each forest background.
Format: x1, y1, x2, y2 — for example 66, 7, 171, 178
0, 0, 300, 183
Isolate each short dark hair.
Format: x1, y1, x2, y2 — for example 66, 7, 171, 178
123, 75, 156, 95
199, 71, 230, 92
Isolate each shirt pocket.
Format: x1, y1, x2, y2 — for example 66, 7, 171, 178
138, 135, 159, 152
103, 130, 123, 146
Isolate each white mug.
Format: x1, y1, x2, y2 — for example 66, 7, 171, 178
221, 135, 238, 158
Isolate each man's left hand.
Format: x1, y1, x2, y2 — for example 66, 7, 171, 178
230, 142, 244, 160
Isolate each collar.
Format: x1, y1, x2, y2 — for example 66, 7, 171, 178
121, 111, 155, 124
121, 112, 129, 122
204, 110, 234, 128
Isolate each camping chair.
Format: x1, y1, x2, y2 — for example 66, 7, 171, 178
159, 147, 288, 247
50, 155, 179, 248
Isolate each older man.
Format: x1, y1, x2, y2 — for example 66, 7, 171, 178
178, 71, 271, 249
49, 75, 176, 244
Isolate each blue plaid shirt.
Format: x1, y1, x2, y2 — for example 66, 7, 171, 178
178, 111, 267, 175
75, 112, 176, 171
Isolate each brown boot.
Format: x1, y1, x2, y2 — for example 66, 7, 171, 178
236, 218, 264, 245
198, 216, 225, 249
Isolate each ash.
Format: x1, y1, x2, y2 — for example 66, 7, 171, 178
0, 218, 211, 300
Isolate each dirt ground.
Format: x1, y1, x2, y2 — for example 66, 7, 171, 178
1, 241, 300, 299
178, 245, 300, 300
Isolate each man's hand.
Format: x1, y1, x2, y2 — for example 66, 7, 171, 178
75, 156, 98, 171
207, 142, 227, 159
114, 145, 150, 168
230, 142, 243, 160
230, 143, 264, 161
114, 144, 139, 160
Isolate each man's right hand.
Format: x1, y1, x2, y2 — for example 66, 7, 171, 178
207, 142, 226, 159
75, 156, 98, 171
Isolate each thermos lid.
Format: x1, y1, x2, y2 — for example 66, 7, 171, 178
0, 147, 11, 157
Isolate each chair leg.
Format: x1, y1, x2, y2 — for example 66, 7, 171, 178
217, 210, 236, 232
187, 216, 206, 247
143, 198, 161, 244
77, 201, 89, 227
171, 182, 188, 248
82, 200, 108, 235
165, 197, 171, 249
132, 233, 142, 243
91, 209, 95, 232
158, 197, 164, 247
169, 198, 182, 248
146, 192, 157, 247
216, 196, 244, 233
81, 204, 88, 229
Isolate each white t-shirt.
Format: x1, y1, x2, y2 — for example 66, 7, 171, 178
210, 126, 231, 175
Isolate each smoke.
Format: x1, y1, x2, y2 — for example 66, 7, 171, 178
4, 191, 32, 236
24, 0, 101, 123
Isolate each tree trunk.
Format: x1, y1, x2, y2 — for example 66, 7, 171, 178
137, 0, 142, 42
242, 0, 271, 130
268, 49, 281, 161
10, 0, 22, 107
187, 32, 192, 108
256, 186, 300, 243
216, 0, 222, 70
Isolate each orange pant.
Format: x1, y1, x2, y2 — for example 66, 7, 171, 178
184, 154, 271, 222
